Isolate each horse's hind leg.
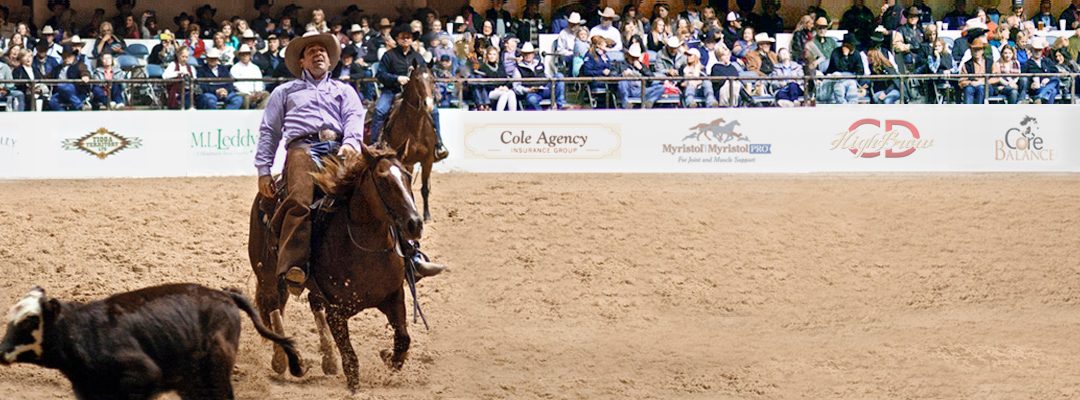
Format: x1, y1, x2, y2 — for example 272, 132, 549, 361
377, 289, 411, 370
309, 296, 340, 375
420, 160, 432, 221
327, 308, 362, 392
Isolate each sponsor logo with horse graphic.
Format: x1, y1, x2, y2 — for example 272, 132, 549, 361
62, 128, 143, 159
995, 116, 1054, 161
662, 118, 772, 164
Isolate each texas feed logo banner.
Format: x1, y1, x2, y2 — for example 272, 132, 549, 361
661, 118, 772, 164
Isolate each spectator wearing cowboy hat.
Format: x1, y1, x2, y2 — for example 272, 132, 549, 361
516, 42, 567, 110
40, 25, 63, 64
744, 32, 777, 76
656, 36, 688, 78
811, 17, 839, 70
47, 45, 91, 111
614, 42, 665, 108
893, 6, 927, 73
958, 24, 999, 104
173, 12, 192, 35
824, 33, 865, 103
346, 24, 367, 61
231, 44, 269, 109
363, 18, 392, 66
196, 47, 243, 109
590, 7, 624, 57
32, 41, 59, 76
196, 4, 218, 38
958, 18, 1000, 67
1022, 36, 1060, 103
251, 0, 274, 37
556, 12, 582, 63
371, 24, 449, 159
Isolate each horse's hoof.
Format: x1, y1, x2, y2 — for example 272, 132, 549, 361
380, 349, 405, 370
271, 345, 287, 374
322, 355, 339, 375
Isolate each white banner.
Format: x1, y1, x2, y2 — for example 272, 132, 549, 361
436, 105, 1079, 173
0, 106, 1076, 179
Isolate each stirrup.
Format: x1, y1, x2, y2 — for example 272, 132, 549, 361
285, 267, 306, 296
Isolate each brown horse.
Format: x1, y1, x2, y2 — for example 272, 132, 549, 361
378, 64, 439, 221
248, 145, 424, 392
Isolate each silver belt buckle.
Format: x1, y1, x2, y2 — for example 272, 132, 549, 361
318, 129, 337, 142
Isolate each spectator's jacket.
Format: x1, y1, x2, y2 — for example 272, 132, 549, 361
252, 51, 280, 77
251, 12, 273, 36
92, 36, 127, 58
950, 35, 969, 64
1022, 56, 1059, 75
92, 64, 126, 82
516, 15, 544, 46
581, 52, 614, 78
647, 32, 668, 53
12, 63, 44, 93
881, 5, 904, 31
770, 60, 803, 89
612, 59, 655, 78
0, 63, 14, 92
231, 61, 266, 94
745, 49, 778, 76
556, 28, 576, 57
376, 47, 426, 94
826, 47, 864, 75
1062, 5, 1080, 31
894, 23, 926, 66
813, 36, 840, 63
722, 27, 740, 52
960, 51, 999, 86
655, 49, 687, 76
49, 60, 91, 96
473, 60, 509, 89
517, 58, 551, 86
840, 6, 875, 44
196, 64, 238, 94
33, 55, 59, 77
148, 44, 175, 65
941, 10, 971, 31
45, 41, 63, 64
1030, 13, 1055, 30
917, 51, 954, 74
791, 29, 813, 63
869, 63, 901, 94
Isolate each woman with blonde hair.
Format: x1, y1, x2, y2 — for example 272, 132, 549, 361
647, 17, 669, 52
993, 45, 1022, 103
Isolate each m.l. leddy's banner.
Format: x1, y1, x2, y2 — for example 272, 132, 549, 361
0, 106, 1075, 179
437, 105, 1078, 173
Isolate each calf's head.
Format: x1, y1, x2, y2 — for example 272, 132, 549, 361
0, 287, 58, 365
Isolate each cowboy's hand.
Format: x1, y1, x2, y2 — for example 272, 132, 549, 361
338, 144, 357, 157
81, 76, 90, 83
216, 88, 228, 98
397, 76, 410, 85
258, 175, 275, 198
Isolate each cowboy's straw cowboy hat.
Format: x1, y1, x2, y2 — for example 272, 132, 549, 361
284, 31, 341, 77
598, 7, 620, 20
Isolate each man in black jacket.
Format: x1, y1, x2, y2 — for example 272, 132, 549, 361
371, 24, 448, 159
47, 46, 90, 111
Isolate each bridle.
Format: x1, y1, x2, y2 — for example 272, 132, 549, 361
342, 160, 413, 256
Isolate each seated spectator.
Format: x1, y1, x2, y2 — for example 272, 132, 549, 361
680, 48, 717, 107
432, 55, 457, 108
1023, 37, 1059, 103
48, 46, 91, 111
556, 12, 583, 65
473, 46, 517, 111
210, 32, 235, 66
942, 0, 972, 30
1015, 32, 1031, 65
656, 36, 687, 78
141, 12, 159, 39
614, 43, 665, 108
994, 45, 1022, 103
723, 12, 743, 51
647, 17, 669, 53
220, 22, 240, 50
893, 7, 926, 73
590, 8, 624, 57
1051, 48, 1080, 95
916, 39, 955, 102
1030, 0, 1055, 30
867, 46, 902, 104
90, 53, 125, 110
960, 26, 998, 104
184, 24, 206, 60
196, 48, 242, 109
231, 44, 268, 109
501, 36, 521, 76
162, 46, 196, 109
744, 33, 777, 77
516, 42, 566, 110
0, 52, 23, 111
770, 48, 804, 106
39, 25, 62, 63
571, 26, 591, 76
92, 21, 126, 58
711, 45, 743, 106
120, 13, 140, 39
811, 17, 839, 71
255, 33, 283, 76
823, 33, 865, 104
475, 20, 497, 54
13, 48, 48, 107
790, 15, 815, 65
731, 27, 756, 62
148, 31, 177, 66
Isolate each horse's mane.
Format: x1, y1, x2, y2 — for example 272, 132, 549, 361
312, 146, 398, 197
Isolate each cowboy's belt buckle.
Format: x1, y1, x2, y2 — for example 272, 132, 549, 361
319, 129, 337, 142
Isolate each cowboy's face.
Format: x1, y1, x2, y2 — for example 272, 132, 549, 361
602, 17, 614, 28
207, 56, 220, 67
351, 31, 363, 42
239, 52, 251, 63
395, 32, 413, 49
523, 51, 535, 62
301, 43, 329, 75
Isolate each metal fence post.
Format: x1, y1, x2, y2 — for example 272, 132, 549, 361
899, 75, 906, 104
983, 72, 990, 104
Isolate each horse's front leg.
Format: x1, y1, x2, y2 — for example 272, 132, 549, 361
309, 297, 340, 375
377, 288, 411, 370
326, 308, 362, 392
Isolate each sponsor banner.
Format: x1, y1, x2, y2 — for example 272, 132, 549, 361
437, 105, 1079, 173
0, 106, 1076, 179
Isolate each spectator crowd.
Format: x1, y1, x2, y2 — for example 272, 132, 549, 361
0, 0, 1079, 111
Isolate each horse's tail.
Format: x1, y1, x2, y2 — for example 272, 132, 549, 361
224, 289, 304, 377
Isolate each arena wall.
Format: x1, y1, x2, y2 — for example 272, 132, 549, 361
0, 106, 1076, 179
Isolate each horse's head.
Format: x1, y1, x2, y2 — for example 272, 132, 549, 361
406, 62, 438, 113
313, 145, 423, 240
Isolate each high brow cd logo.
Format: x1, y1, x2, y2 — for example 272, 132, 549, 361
831, 119, 933, 158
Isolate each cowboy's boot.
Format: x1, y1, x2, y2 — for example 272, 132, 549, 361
434, 140, 449, 161
414, 260, 446, 278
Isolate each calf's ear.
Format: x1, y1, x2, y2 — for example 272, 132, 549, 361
43, 299, 61, 319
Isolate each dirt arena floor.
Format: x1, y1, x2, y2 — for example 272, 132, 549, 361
1, 174, 1079, 399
